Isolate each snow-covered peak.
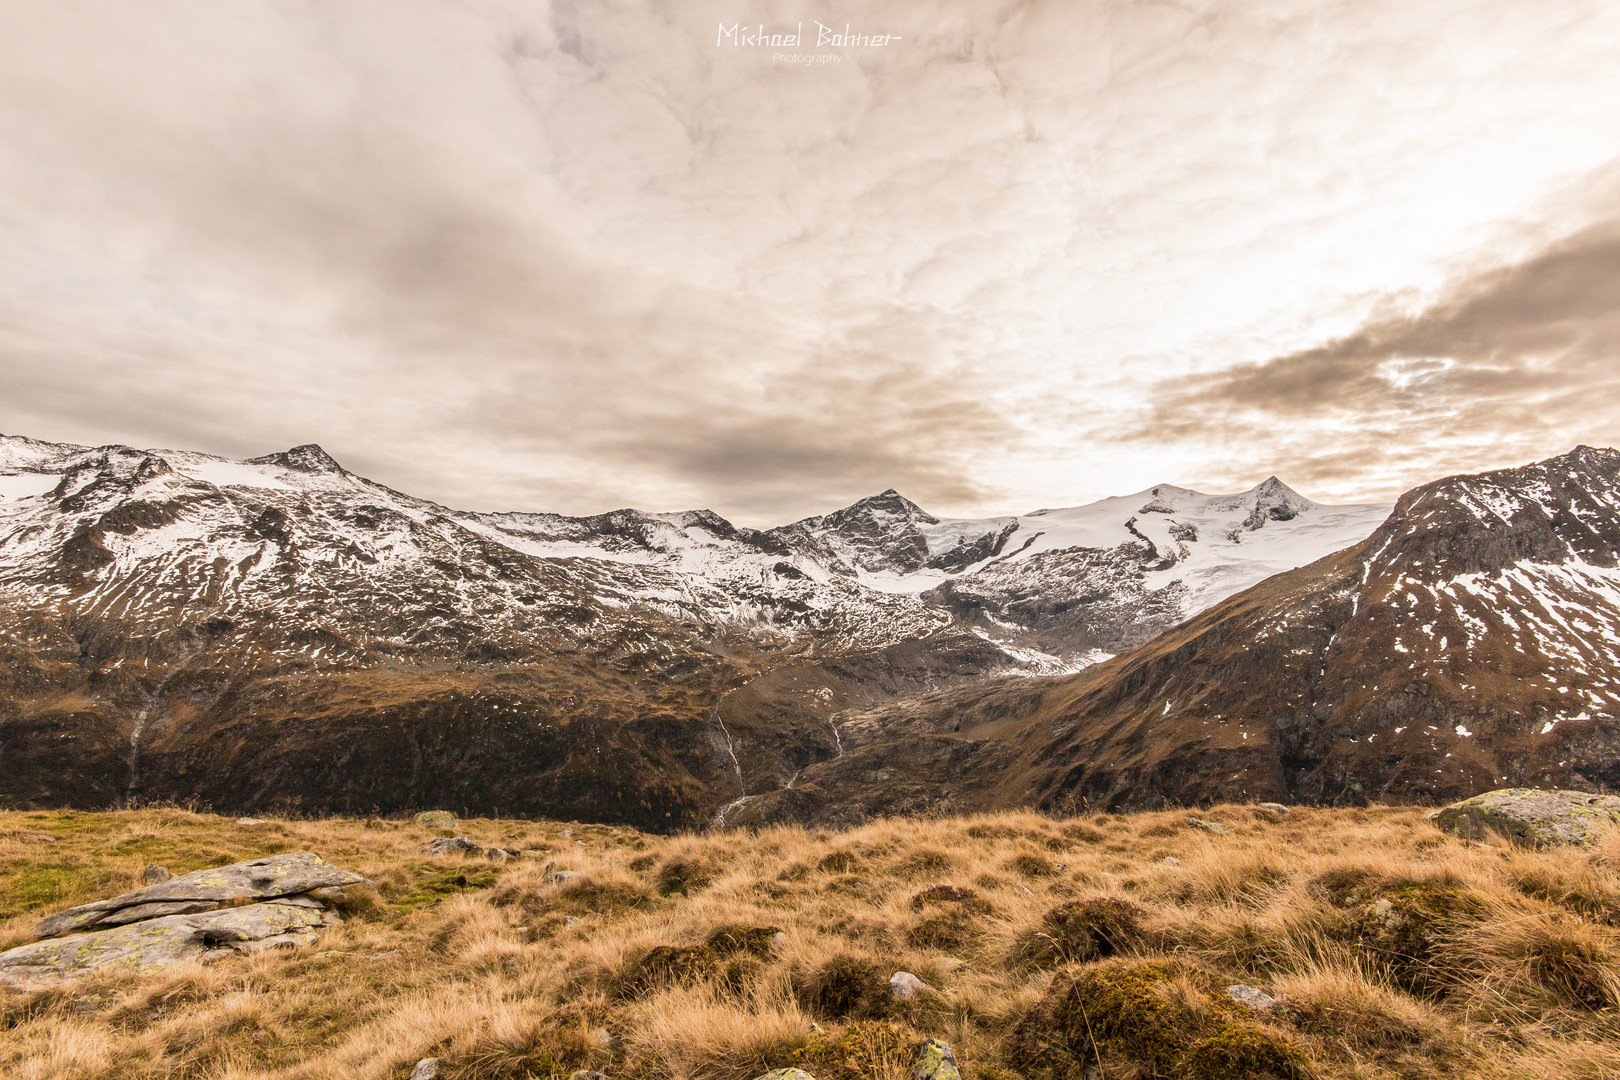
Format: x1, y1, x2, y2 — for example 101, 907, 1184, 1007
248, 443, 345, 474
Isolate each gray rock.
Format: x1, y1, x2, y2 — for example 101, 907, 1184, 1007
1, 903, 329, 989
96, 900, 222, 926
1431, 788, 1620, 847
559, 828, 575, 838
568, 1072, 609, 1080
235, 818, 267, 826
413, 811, 456, 828
409, 1059, 440, 1080
1160, 856, 1181, 868
1185, 817, 1230, 835
1228, 984, 1276, 1010
34, 852, 363, 939
142, 865, 172, 885
753, 1071, 814, 1080
414, 836, 484, 857
487, 848, 510, 863
543, 871, 584, 887
1257, 803, 1291, 815
912, 1039, 961, 1080
890, 971, 928, 1000
563, 916, 584, 927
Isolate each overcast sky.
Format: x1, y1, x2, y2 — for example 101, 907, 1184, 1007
3, 1, 1619, 525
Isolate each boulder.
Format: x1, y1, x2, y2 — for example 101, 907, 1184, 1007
414, 811, 457, 828
235, 818, 268, 826
890, 970, 928, 1000
0, 902, 334, 989
415, 836, 484, 856
142, 865, 172, 884
1257, 803, 1291, 815
1228, 984, 1277, 1010
34, 852, 364, 939
1185, 817, 1230, 835
409, 1059, 440, 1080
911, 1039, 961, 1080
1430, 788, 1620, 847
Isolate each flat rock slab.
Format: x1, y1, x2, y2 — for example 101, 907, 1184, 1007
35, 852, 363, 938
1431, 788, 1620, 847
1, 902, 333, 989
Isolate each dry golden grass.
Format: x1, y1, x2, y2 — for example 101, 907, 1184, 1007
1, 803, 1618, 1078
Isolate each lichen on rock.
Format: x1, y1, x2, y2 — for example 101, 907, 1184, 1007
1431, 788, 1620, 847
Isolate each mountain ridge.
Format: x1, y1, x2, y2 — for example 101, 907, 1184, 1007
0, 430, 1407, 825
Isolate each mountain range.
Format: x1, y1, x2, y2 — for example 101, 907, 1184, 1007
3, 431, 1614, 828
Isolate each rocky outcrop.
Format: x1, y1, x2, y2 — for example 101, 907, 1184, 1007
34, 852, 362, 938
0, 852, 360, 989
1431, 788, 1620, 846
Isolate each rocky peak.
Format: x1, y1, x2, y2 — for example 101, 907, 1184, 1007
781, 489, 941, 575
248, 444, 344, 474
1243, 476, 1314, 529
1363, 445, 1620, 587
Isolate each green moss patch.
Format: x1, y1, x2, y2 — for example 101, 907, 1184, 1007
794, 955, 895, 1020
1009, 958, 1308, 1080
1013, 896, 1145, 969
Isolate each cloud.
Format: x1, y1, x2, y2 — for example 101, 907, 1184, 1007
1134, 217, 1620, 498
3, 1, 1620, 522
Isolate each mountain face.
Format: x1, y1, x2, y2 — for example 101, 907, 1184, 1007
0, 432, 1389, 825
725, 447, 1620, 826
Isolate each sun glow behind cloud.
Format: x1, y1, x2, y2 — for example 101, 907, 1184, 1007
1, 0, 1619, 523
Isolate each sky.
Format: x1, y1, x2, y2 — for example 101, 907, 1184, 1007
2, 1, 1619, 526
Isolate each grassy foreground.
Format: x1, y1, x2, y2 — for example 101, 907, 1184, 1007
3, 804, 1620, 1079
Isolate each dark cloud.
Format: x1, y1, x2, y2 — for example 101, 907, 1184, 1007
1135, 217, 1620, 498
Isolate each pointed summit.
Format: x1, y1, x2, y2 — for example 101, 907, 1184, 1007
249, 444, 344, 474
822, 489, 938, 528
1244, 476, 1314, 529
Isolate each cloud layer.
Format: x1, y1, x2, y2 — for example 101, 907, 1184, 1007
2, 0, 1619, 523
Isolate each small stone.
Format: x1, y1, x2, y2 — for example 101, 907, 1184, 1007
1185, 817, 1230, 835
754, 1070, 815, 1080
487, 849, 509, 863
1161, 856, 1181, 868
563, 916, 584, 927
413, 811, 457, 828
890, 971, 928, 1000
409, 1059, 440, 1080
543, 871, 584, 887
771, 931, 789, 949
559, 828, 575, 838
1228, 984, 1277, 1010
369, 951, 399, 961
588, 1027, 614, 1049
235, 818, 267, 826
575, 840, 587, 846
1257, 802, 1291, 815
911, 1038, 961, 1080
414, 836, 484, 856
568, 1072, 609, 1080
142, 865, 172, 885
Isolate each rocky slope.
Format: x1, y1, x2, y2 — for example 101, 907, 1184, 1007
0, 432, 1387, 825
728, 447, 1620, 824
